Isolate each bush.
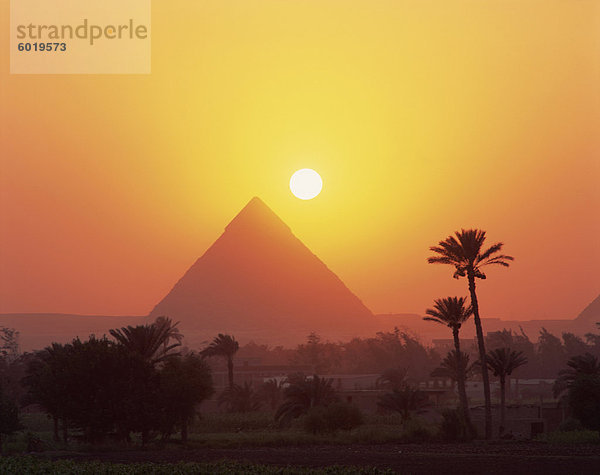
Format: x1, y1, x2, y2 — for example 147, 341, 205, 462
439, 408, 476, 442
559, 417, 584, 432
0, 456, 396, 474
537, 430, 600, 445
568, 375, 600, 432
192, 412, 275, 433
0, 392, 21, 452
303, 403, 363, 434
400, 418, 435, 443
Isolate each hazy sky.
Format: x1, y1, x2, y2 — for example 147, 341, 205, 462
1, 0, 599, 320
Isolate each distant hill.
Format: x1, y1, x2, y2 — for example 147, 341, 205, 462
0, 314, 143, 352
149, 197, 376, 346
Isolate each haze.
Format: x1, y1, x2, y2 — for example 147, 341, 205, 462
1, 0, 598, 320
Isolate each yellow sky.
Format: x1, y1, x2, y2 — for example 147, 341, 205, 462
1, 0, 599, 320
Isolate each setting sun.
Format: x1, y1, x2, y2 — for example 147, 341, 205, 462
290, 169, 323, 200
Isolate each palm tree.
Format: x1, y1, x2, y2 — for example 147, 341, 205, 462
431, 350, 477, 382
109, 316, 182, 365
259, 379, 285, 410
200, 334, 239, 388
486, 348, 528, 435
275, 374, 338, 427
428, 228, 513, 439
424, 296, 473, 431
218, 382, 262, 413
553, 353, 600, 399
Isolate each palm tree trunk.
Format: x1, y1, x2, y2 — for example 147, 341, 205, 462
227, 355, 234, 388
452, 327, 473, 435
467, 271, 492, 440
500, 375, 506, 435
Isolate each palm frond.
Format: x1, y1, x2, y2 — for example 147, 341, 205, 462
486, 348, 528, 378
423, 297, 472, 329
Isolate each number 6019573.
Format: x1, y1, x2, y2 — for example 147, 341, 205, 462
18, 42, 66, 52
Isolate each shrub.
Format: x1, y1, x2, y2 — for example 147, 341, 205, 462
558, 417, 584, 432
537, 430, 600, 444
377, 386, 428, 422
400, 418, 435, 443
303, 403, 363, 434
0, 392, 21, 453
568, 375, 600, 432
439, 408, 476, 442
275, 374, 338, 427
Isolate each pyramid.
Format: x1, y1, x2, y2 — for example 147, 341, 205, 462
574, 293, 600, 328
149, 197, 374, 343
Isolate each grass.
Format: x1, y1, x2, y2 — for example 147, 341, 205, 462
192, 411, 277, 433
0, 456, 395, 474
536, 430, 600, 445
3, 411, 437, 454
185, 414, 436, 448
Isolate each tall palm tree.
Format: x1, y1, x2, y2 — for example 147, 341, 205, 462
424, 296, 473, 431
200, 334, 239, 388
109, 316, 182, 365
428, 228, 513, 439
486, 348, 528, 435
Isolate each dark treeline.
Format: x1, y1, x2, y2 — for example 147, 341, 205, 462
0, 319, 213, 446
1, 321, 599, 447
230, 326, 600, 381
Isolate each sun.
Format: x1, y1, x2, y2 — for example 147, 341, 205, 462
290, 169, 323, 200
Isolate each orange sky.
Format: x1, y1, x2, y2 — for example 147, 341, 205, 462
1, 0, 599, 321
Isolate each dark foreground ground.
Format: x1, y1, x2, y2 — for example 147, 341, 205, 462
50, 442, 600, 474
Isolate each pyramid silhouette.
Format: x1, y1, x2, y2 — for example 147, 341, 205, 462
149, 197, 375, 343
574, 293, 600, 331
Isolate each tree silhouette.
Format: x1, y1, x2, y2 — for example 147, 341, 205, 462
22, 342, 72, 442
291, 332, 342, 374
553, 353, 600, 399
562, 333, 589, 359
0, 327, 19, 362
485, 347, 528, 434
157, 353, 213, 443
431, 350, 477, 381
259, 378, 285, 410
24, 337, 158, 444
485, 328, 536, 377
109, 316, 182, 365
537, 328, 566, 378
584, 324, 600, 354
568, 374, 600, 432
200, 334, 239, 388
0, 390, 21, 454
275, 374, 338, 427
424, 296, 473, 433
377, 367, 408, 390
428, 228, 513, 439
218, 382, 262, 413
